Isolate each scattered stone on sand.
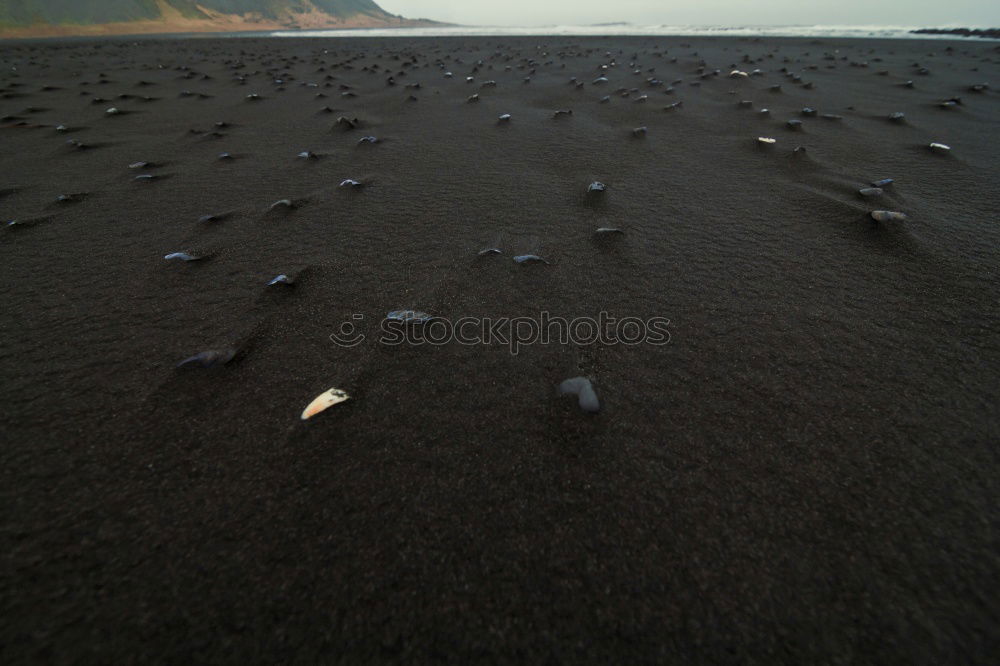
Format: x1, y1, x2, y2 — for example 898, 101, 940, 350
513, 255, 550, 264
871, 210, 908, 222
176, 349, 237, 369
558, 376, 600, 413
164, 252, 204, 261
387, 310, 434, 323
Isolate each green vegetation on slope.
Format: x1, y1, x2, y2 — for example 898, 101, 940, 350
0, 0, 390, 28
0, 0, 161, 27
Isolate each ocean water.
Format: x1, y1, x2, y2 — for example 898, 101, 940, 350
270, 24, 997, 40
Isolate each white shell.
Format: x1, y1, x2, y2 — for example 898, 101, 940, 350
929, 142, 951, 152
758, 137, 776, 144
301, 388, 350, 420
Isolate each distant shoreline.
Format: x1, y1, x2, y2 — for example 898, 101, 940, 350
910, 27, 1000, 39
2, 23, 998, 42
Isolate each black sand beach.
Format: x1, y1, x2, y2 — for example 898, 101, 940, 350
1, 34, 999, 662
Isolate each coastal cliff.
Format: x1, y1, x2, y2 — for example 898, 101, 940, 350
0, 0, 443, 38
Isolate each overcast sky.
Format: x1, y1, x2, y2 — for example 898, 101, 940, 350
379, 1, 1000, 27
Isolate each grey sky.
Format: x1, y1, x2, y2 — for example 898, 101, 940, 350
379, 1, 1000, 27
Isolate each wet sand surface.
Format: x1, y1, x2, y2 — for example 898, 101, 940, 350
1, 35, 999, 663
